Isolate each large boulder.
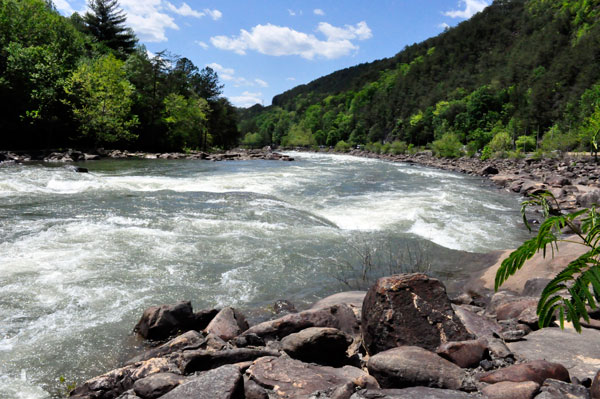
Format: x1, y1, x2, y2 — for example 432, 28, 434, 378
480, 381, 540, 399
366, 346, 466, 390
536, 378, 590, 399
311, 291, 366, 319
281, 327, 352, 366
132, 373, 185, 399
247, 356, 378, 398
361, 274, 470, 355
127, 330, 206, 365
159, 365, 243, 399
204, 307, 248, 341
508, 327, 600, 381
241, 304, 359, 341
479, 360, 570, 385
134, 302, 218, 341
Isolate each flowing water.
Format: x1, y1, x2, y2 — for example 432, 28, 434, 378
0, 152, 529, 397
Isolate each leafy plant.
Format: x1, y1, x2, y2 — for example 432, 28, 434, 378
495, 192, 600, 332
432, 133, 463, 158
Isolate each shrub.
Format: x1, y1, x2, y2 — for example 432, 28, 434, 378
389, 140, 408, 155
496, 193, 600, 332
431, 133, 463, 158
515, 135, 536, 152
241, 132, 265, 148
541, 125, 579, 153
381, 142, 391, 154
334, 140, 351, 152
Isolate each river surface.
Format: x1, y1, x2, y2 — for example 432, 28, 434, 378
0, 152, 530, 398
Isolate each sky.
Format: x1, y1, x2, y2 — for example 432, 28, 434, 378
53, 0, 492, 108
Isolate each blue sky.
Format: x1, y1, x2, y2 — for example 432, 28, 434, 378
54, 0, 491, 107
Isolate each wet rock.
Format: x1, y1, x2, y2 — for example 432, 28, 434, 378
367, 346, 466, 390
272, 299, 297, 314
159, 365, 243, 399
247, 356, 378, 398
436, 339, 488, 368
132, 373, 185, 399
241, 304, 359, 342
508, 327, 600, 381
481, 165, 499, 175
134, 302, 216, 341
75, 167, 88, 173
479, 360, 569, 385
349, 387, 472, 399
179, 347, 280, 374
536, 378, 590, 399
232, 333, 265, 348
204, 307, 248, 341
591, 370, 600, 399
70, 357, 180, 399
127, 331, 206, 364
361, 274, 470, 355
480, 381, 539, 399
453, 305, 502, 339
281, 327, 353, 366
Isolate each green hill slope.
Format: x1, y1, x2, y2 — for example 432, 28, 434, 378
238, 0, 600, 156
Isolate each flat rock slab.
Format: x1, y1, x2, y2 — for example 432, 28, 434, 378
508, 327, 600, 380
367, 346, 466, 390
159, 365, 243, 399
247, 356, 378, 398
479, 360, 569, 385
349, 387, 473, 399
536, 379, 590, 399
480, 381, 540, 399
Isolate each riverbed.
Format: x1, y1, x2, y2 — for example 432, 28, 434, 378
0, 152, 529, 397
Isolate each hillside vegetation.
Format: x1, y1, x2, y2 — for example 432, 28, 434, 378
238, 0, 600, 158
0, 0, 239, 151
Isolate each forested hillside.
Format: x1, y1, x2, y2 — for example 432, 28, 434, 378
238, 0, 600, 158
0, 0, 240, 151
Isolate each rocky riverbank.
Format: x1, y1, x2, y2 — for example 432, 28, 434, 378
68, 261, 600, 399
0, 148, 294, 164
333, 149, 600, 213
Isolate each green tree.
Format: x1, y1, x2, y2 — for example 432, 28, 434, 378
431, 133, 463, 158
84, 0, 137, 54
162, 93, 210, 150
63, 53, 138, 145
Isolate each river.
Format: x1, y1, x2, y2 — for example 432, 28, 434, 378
0, 152, 530, 397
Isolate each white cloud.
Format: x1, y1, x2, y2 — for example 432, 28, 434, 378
286, 77, 296, 81
288, 9, 296, 16
230, 91, 264, 108
317, 21, 372, 41
443, 0, 490, 19
207, 63, 268, 89
195, 40, 209, 49
119, 0, 178, 42
438, 22, 450, 30
165, 3, 222, 20
53, 0, 75, 15
210, 21, 372, 60
314, 9, 325, 16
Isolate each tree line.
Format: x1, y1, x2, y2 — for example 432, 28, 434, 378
238, 0, 600, 159
0, 0, 240, 151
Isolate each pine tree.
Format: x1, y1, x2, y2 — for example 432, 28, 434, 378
84, 0, 137, 54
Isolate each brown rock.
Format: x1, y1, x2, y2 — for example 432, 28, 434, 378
367, 346, 466, 390
126, 330, 206, 365
436, 339, 488, 368
480, 381, 540, 399
494, 298, 538, 321
134, 302, 217, 341
349, 387, 472, 399
281, 327, 352, 366
311, 291, 366, 319
179, 347, 280, 374
204, 307, 248, 341
361, 274, 470, 355
243, 377, 268, 399
247, 356, 378, 398
479, 360, 570, 385
592, 370, 600, 399
241, 304, 359, 341
132, 373, 185, 399
159, 365, 243, 399
537, 378, 590, 399
453, 305, 502, 339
